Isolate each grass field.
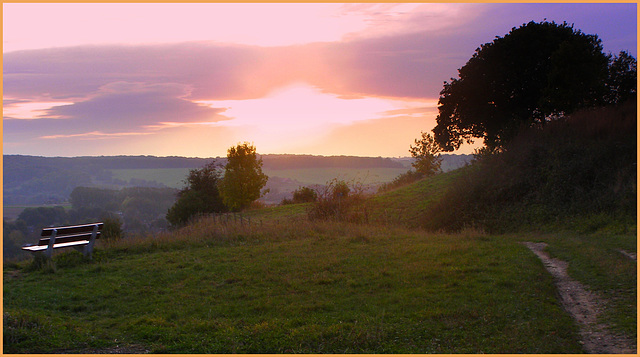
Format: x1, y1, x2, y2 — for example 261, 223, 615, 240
4, 218, 592, 354
4, 213, 636, 353
4, 169, 636, 353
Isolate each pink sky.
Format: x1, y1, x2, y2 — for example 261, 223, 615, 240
3, 3, 637, 157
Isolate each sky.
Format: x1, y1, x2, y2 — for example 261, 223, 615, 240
3, 3, 637, 158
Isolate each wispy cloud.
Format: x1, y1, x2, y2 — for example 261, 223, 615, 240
40, 131, 153, 140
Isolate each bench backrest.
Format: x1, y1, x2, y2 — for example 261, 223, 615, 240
38, 223, 103, 246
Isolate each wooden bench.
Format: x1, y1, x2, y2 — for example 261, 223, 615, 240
22, 222, 103, 259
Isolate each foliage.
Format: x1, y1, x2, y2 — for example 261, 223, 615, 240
218, 143, 269, 211
281, 186, 318, 205
101, 216, 123, 241
307, 179, 366, 222
409, 132, 443, 176
604, 51, 637, 105
17, 206, 69, 228
166, 161, 226, 227
292, 186, 317, 203
70, 187, 120, 211
426, 101, 637, 232
432, 21, 630, 152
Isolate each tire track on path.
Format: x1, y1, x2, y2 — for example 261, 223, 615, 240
523, 242, 636, 354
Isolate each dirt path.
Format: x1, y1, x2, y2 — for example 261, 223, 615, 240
523, 242, 636, 354
618, 249, 637, 262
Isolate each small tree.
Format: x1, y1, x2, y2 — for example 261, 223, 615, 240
166, 161, 226, 227
409, 132, 443, 176
218, 142, 269, 211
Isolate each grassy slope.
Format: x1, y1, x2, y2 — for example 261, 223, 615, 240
4, 220, 582, 353
368, 169, 637, 338
4, 170, 636, 353
363, 168, 470, 227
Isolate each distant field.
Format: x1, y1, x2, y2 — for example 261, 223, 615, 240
110, 167, 408, 189
110, 168, 192, 188
263, 167, 408, 185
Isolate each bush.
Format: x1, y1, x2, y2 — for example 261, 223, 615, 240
307, 179, 367, 222
281, 186, 318, 205
101, 216, 123, 241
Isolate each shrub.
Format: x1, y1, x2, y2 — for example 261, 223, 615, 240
101, 216, 123, 241
307, 179, 367, 222
282, 186, 318, 205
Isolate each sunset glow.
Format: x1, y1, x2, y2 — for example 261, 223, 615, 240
3, 3, 636, 157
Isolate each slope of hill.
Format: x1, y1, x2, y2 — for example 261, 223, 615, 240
5, 206, 635, 353
2, 218, 587, 353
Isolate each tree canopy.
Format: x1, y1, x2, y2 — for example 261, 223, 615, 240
409, 132, 443, 176
218, 142, 269, 211
166, 161, 226, 227
433, 21, 636, 152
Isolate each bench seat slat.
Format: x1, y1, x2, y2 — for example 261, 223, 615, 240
22, 222, 103, 259
23, 240, 90, 251
41, 223, 103, 237
38, 232, 101, 246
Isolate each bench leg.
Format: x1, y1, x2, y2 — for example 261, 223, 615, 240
79, 224, 99, 259
43, 229, 57, 259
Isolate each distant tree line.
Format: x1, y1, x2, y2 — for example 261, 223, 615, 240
4, 155, 171, 205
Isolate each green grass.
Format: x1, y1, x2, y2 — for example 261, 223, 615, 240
363, 167, 470, 227
539, 231, 637, 338
4, 167, 636, 353
4, 218, 588, 354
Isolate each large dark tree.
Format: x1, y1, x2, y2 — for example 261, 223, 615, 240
433, 21, 618, 152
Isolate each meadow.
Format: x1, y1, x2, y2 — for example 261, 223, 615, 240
3, 218, 588, 353
4, 170, 636, 353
